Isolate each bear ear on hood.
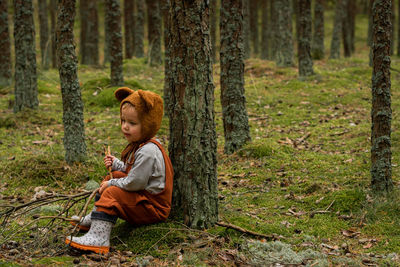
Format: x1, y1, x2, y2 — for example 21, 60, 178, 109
115, 87, 134, 102
137, 90, 156, 111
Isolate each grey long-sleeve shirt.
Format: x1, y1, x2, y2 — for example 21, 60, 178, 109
108, 142, 166, 194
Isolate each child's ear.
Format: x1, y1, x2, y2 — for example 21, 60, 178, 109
115, 87, 134, 102
137, 90, 155, 111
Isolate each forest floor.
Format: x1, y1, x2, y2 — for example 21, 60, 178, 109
1, 37, 400, 267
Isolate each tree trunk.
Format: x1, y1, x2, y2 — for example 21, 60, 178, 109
56, 0, 86, 164
348, 0, 356, 53
168, 0, 218, 229
275, 0, 293, 67
368, 0, 373, 65
147, 0, 162, 65
105, 0, 124, 85
80, 0, 88, 63
398, 0, 400, 56
38, 0, 50, 69
220, 0, 251, 154
371, 0, 393, 193
260, 0, 270, 60
0, 0, 11, 87
104, 1, 111, 64
161, 0, 171, 115
124, 0, 134, 59
243, 0, 251, 59
49, 0, 58, 68
134, 0, 145, 57
210, 0, 217, 63
390, 0, 394, 55
329, 0, 343, 59
312, 0, 325, 59
85, 0, 99, 65
298, 0, 314, 77
13, 0, 38, 112
342, 0, 352, 57
270, 0, 277, 57
249, 0, 259, 56
293, 0, 299, 43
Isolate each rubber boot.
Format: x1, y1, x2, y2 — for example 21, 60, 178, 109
66, 218, 114, 254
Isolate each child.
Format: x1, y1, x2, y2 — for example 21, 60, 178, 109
66, 87, 173, 254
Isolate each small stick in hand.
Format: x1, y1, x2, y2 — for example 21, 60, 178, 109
104, 145, 113, 179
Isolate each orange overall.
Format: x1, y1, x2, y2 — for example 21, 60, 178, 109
95, 139, 173, 226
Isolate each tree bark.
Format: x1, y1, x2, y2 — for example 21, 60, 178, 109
329, 0, 343, 59
249, 0, 259, 56
86, 0, 99, 65
56, 0, 86, 164
13, 0, 38, 112
105, 0, 124, 85
147, 0, 162, 65
104, 1, 111, 64
311, 0, 324, 59
124, 0, 134, 59
80, 0, 88, 63
371, 0, 393, 193
298, 0, 314, 77
220, 0, 251, 154
49, 0, 58, 68
275, 0, 293, 67
38, 0, 50, 69
243, 0, 251, 59
342, 0, 352, 57
134, 0, 145, 58
168, 0, 218, 229
260, 0, 270, 60
0, 0, 12, 87
270, 0, 277, 57
210, 0, 217, 62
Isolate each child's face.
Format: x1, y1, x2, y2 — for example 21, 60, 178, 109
120, 104, 142, 143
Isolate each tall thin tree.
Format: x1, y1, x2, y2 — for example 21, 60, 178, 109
50, 0, 58, 68
14, 0, 38, 112
0, 0, 12, 87
124, 0, 134, 59
371, 0, 393, 193
80, 0, 99, 65
298, 0, 314, 77
161, 0, 171, 115
168, 0, 218, 229
105, 0, 124, 85
260, 0, 270, 60
342, 0, 352, 57
134, 0, 145, 58
210, 0, 217, 62
56, 0, 86, 164
243, 0, 251, 59
275, 0, 293, 67
220, 0, 251, 154
312, 0, 325, 59
147, 0, 162, 65
38, 0, 50, 69
329, 0, 344, 59
249, 0, 259, 56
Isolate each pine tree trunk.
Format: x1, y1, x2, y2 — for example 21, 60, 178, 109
270, 0, 277, 57
168, 0, 218, 229
147, 0, 162, 65
329, 0, 343, 59
348, 0, 356, 53
210, 0, 217, 63
80, 0, 88, 64
249, 0, 259, 56
312, 0, 325, 60
298, 0, 314, 77
134, 0, 145, 58
220, 0, 251, 154
105, 0, 124, 85
260, 0, 270, 60
104, 2, 111, 64
371, 0, 393, 193
13, 0, 38, 112
49, 0, 58, 68
85, 0, 99, 65
243, 0, 251, 59
398, 0, 400, 55
275, 0, 293, 67
390, 0, 394, 55
368, 0, 373, 65
161, 0, 171, 115
124, 0, 134, 59
342, 0, 352, 57
38, 0, 50, 69
56, 0, 86, 164
0, 0, 12, 87
293, 0, 299, 43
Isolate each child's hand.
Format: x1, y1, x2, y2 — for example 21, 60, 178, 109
99, 181, 110, 194
103, 155, 115, 169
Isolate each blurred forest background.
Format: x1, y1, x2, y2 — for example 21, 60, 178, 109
0, 0, 400, 266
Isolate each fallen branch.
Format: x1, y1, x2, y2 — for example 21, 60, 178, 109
216, 221, 273, 240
